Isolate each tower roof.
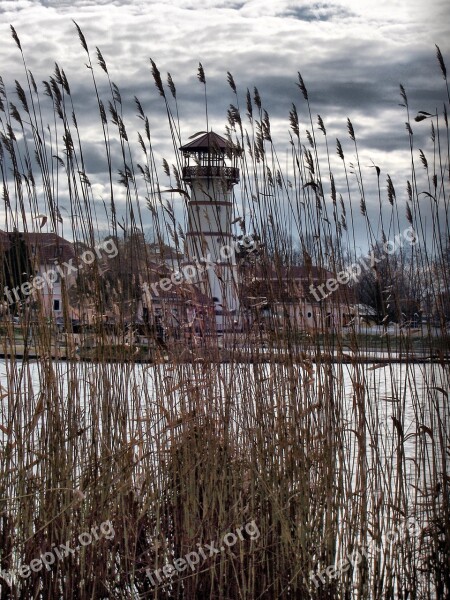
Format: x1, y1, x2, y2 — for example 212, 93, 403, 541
180, 131, 234, 154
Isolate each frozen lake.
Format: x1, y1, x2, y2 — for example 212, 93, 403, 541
0, 358, 447, 597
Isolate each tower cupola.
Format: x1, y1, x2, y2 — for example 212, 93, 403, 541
180, 131, 239, 187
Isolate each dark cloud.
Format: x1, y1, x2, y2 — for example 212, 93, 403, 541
285, 2, 354, 22
0, 0, 448, 251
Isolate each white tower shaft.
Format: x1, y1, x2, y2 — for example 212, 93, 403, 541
186, 177, 238, 312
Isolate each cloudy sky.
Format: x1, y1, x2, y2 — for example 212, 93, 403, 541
0, 0, 448, 254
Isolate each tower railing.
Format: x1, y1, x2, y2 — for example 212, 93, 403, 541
182, 165, 240, 184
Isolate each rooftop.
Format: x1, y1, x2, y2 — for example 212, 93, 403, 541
180, 131, 236, 154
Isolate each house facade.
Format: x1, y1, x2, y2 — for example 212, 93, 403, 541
1, 230, 76, 320
241, 263, 357, 332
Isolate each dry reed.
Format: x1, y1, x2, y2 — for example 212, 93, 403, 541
0, 26, 448, 599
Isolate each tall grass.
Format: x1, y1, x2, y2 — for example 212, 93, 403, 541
0, 25, 448, 599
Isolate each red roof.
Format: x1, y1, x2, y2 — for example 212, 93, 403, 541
0, 231, 74, 263
23, 232, 74, 263
240, 261, 357, 305
250, 263, 333, 282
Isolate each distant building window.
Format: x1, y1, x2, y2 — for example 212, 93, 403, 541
53, 299, 60, 311
44, 269, 60, 283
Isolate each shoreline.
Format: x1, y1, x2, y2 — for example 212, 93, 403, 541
1, 350, 448, 365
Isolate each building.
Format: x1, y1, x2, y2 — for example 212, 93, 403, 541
1, 230, 76, 319
137, 260, 216, 342
180, 131, 241, 331
146, 242, 184, 269
241, 263, 357, 332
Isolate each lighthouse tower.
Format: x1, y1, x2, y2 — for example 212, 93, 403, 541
180, 131, 240, 331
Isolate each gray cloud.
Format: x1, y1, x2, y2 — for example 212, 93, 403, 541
0, 0, 448, 250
